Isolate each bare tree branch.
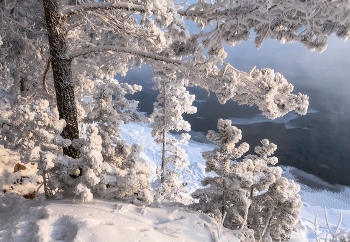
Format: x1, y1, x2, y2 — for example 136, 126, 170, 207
42, 58, 53, 95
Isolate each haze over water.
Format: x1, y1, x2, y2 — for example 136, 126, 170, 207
119, 34, 350, 188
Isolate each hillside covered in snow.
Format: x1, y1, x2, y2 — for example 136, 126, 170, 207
1, 122, 350, 242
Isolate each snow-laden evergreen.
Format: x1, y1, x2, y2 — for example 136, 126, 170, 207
0, 76, 153, 202
151, 73, 196, 204
192, 119, 302, 241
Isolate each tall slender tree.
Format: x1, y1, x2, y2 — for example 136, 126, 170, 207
151, 72, 196, 203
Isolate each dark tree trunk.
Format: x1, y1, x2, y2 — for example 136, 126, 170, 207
222, 177, 226, 217
43, 0, 80, 158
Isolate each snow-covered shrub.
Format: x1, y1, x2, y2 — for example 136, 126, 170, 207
191, 119, 302, 241
0, 75, 153, 202
110, 144, 154, 204
314, 208, 350, 242
1, 101, 115, 201
0, 99, 71, 197
83, 77, 146, 137
154, 133, 192, 204
2, 162, 42, 199
41, 125, 118, 201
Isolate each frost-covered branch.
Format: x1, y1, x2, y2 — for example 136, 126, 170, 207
67, 46, 181, 64
180, 0, 350, 53
313, 208, 349, 241
61, 1, 145, 17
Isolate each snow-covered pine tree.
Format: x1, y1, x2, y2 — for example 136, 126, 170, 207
111, 144, 154, 204
192, 119, 302, 241
151, 72, 196, 203
1, 0, 328, 155
80, 76, 153, 203
0, 73, 152, 201
154, 133, 193, 204
233, 139, 302, 241
191, 119, 249, 221
82, 76, 146, 165
1, 0, 348, 209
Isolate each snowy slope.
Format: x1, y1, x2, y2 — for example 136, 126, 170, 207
0, 193, 243, 242
0, 121, 349, 241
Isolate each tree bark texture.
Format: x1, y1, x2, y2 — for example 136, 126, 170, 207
43, 0, 80, 158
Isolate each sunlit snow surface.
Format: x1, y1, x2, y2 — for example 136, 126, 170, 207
1, 121, 349, 241
0, 193, 244, 242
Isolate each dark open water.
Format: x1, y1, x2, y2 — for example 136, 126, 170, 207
118, 35, 350, 187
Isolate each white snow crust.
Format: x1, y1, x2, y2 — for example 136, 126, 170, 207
0, 193, 243, 242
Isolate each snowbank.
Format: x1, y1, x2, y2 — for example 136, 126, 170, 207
0, 194, 242, 242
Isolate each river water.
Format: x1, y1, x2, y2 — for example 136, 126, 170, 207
118, 34, 350, 187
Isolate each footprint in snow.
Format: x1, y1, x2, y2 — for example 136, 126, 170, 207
155, 227, 184, 238
49, 216, 78, 241
174, 215, 186, 220
154, 217, 171, 225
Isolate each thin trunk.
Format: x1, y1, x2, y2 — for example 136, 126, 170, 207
240, 193, 251, 230
259, 205, 274, 241
222, 177, 226, 217
160, 84, 166, 183
42, 169, 50, 199
161, 128, 166, 183
43, 0, 80, 158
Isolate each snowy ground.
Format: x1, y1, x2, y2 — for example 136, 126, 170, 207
0, 193, 246, 242
1, 121, 349, 241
